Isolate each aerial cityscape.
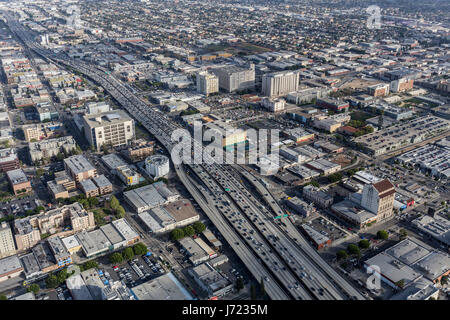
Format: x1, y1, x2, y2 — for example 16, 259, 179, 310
0, 0, 448, 307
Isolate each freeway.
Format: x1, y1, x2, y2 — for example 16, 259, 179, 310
204, 163, 345, 300
176, 164, 291, 300
3, 12, 364, 300
236, 167, 366, 300
187, 162, 312, 300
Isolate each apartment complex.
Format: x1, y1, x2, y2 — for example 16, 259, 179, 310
22, 122, 63, 142
196, 71, 219, 96
28, 136, 77, 162
64, 155, 97, 183
47, 171, 77, 199
82, 110, 135, 151
14, 203, 95, 251
262, 70, 300, 97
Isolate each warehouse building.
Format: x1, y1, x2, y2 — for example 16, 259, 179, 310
178, 237, 210, 265
412, 215, 450, 249
138, 199, 200, 234
124, 182, 178, 213
0, 255, 23, 283
76, 229, 112, 258
131, 272, 193, 300
188, 262, 233, 299
300, 224, 331, 250
396, 142, 450, 179
305, 158, 341, 175
364, 238, 449, 290
353, 115, 450, 156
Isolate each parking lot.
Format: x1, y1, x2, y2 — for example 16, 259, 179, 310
106, 255, 165, 289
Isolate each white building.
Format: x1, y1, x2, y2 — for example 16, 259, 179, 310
82, 110, 135, 151
196, 71, 219, 96
261, 97, 286, 112
145, 155, 170, 179
0, 222, 16, 259
262, 70, 300, 97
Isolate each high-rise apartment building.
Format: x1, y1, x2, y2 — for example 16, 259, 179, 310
0, 222, 16, 258
82, 110, 135, 151
196, 71, 219, 96
262, 70, 300, 97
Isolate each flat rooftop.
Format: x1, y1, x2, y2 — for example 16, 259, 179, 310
6, 168, 28, 184
331, 199, 377, 224
80, 179, 98, 192
163, 199, 199, 222
0, 255, 23, 276
101, 153, 128, 170
100, 223, 126, 245
112, 219, 139, 241
83, 109, 132, 128
131, 272, 193, 300
64, 155, 95, 174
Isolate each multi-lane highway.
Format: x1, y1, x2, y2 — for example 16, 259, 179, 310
3, 12, 365, 300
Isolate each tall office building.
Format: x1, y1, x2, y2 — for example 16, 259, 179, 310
82, 110, 135, 151
360, 179, 396, 220
0, 222, 16, 258
211, 64, 255, 93
262, 70, 300, 97
196, 71, 219, 96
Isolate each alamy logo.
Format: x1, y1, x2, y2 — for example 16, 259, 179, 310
366, 5, 381, 30
366, 264, 381, 290
170, 121, 280, 174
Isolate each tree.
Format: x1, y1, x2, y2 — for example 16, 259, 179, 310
441, 275, 448, 286
57, 269, 68, 284
133, 243, 148, 256
192, 221, 206, 234
358, 239, 370, 249
171, 228, 185, 241
88, 197, 99, 207
116, 205, 125, 218
0, 295, 7, 300
336, 250, 348, 261
45, 275, 59, 288
347, 244, 360, 257
110, 252, 123, 264
183, 225, 195, 237
327, 172, 343, 183
377, 230, 389, 240
109, 196, 120, 211
82, 260, 98, 271
27, 283, 40, 294
399, 229, 408, 239
122, 247, 134, 261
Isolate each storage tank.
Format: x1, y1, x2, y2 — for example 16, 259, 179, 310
145, 155, 169, 179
